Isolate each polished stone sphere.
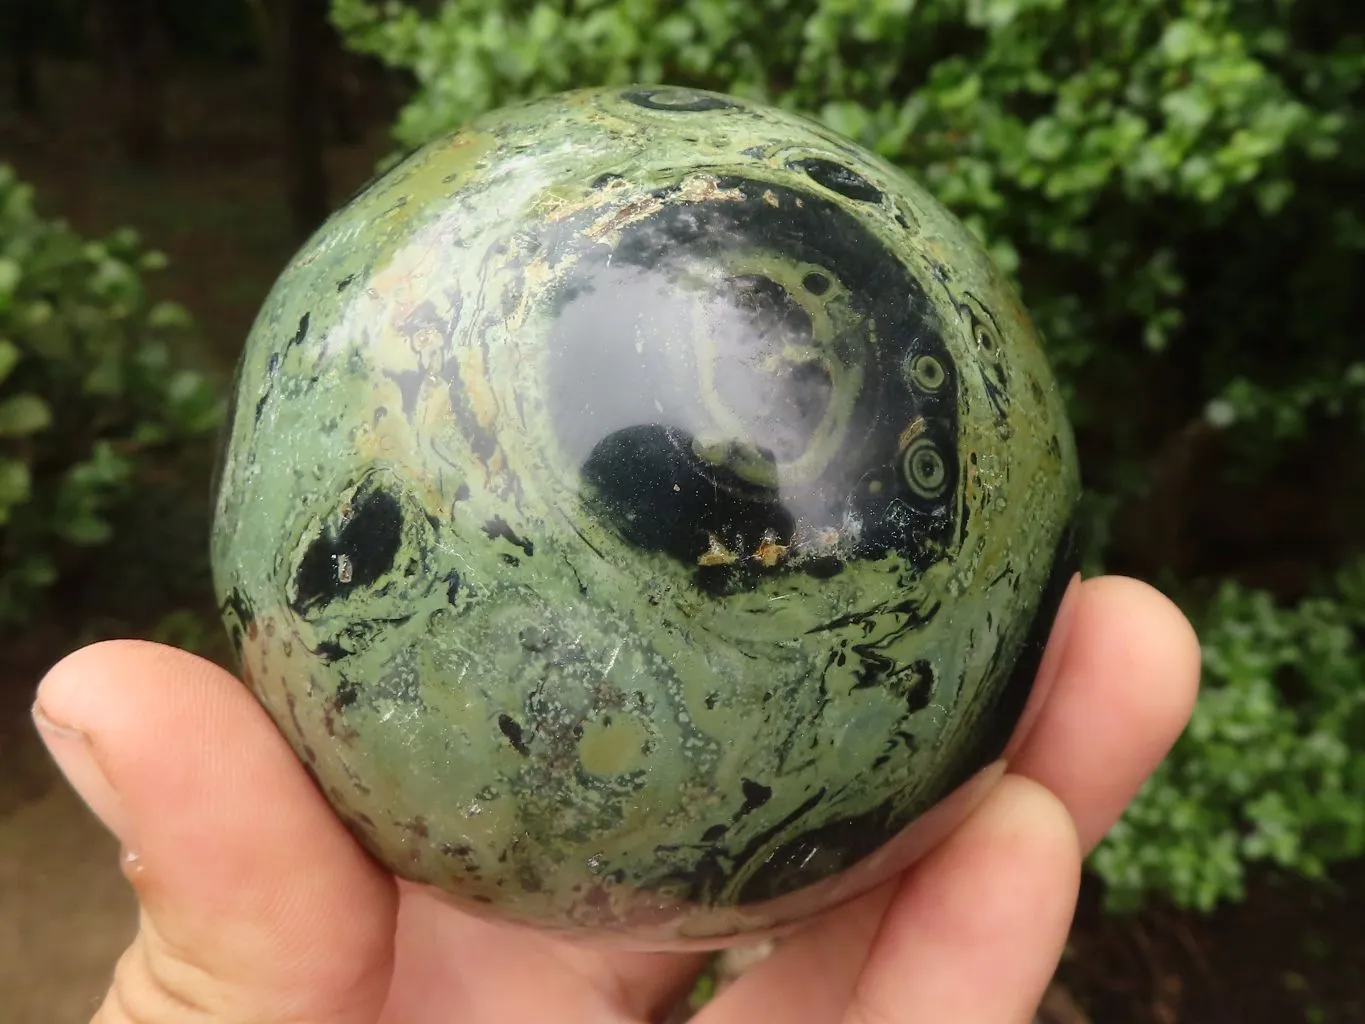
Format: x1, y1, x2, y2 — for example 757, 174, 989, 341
210, 86, 1080, 948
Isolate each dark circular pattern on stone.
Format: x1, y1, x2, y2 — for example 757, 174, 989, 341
210, 85, 1080, 949
621, 87, 742, 112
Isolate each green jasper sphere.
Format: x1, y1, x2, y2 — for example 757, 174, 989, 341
211, 86, 1081, 948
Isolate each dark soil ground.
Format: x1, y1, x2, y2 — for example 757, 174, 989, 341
1, 58, 1361, 1024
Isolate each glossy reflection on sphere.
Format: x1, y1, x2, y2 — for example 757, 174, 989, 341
210, 86, 1081, 948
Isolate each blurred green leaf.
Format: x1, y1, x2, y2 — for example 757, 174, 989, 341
0, 393, 52, 437
0, 458, 31, 512
0, 164, 222, 626
0, 339, 21, 384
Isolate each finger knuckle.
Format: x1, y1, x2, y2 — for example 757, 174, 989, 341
97, 932, 215, 1024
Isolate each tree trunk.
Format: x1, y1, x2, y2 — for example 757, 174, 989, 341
271, 0, 331, 239
9, 0, 41, 117
92, 0, 169, 166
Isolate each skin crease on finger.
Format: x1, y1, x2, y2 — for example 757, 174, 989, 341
32, 574, 1198, 1024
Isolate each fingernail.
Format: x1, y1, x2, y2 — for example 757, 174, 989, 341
32, 702, 134, 846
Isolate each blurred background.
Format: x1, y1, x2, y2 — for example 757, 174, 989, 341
0, 0, 1361, 1021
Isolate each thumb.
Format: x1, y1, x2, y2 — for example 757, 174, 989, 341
33, 640, 397, 1024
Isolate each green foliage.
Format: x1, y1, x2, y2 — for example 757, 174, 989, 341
0, 165, 222, 627
1094, 568, 1365, 911
331, 0, 1365, 911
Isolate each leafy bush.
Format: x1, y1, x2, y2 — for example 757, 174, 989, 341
1093, 567, 1365, 910
0, 165, 221, 628
329, 0, 1365, 910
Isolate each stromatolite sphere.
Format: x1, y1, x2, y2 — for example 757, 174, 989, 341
211, 86, 1080, 948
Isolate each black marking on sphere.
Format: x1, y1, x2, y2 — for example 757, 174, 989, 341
581, 424, 793, 565
786, 157, 885, 204
218, 585, 255, 660
498, 713, 530, 756
802, 271, 831, 295
735, 797, 896, 905
291, 482, 404, 614
285, 312, 311, 354
620, 88, 742, 113
482, 516, 536, 557
540, 175, 963, 575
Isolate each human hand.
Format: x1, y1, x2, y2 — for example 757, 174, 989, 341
33, 575, 1198, 1024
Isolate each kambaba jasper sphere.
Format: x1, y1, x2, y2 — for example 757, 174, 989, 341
210, 86, 1081, 948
